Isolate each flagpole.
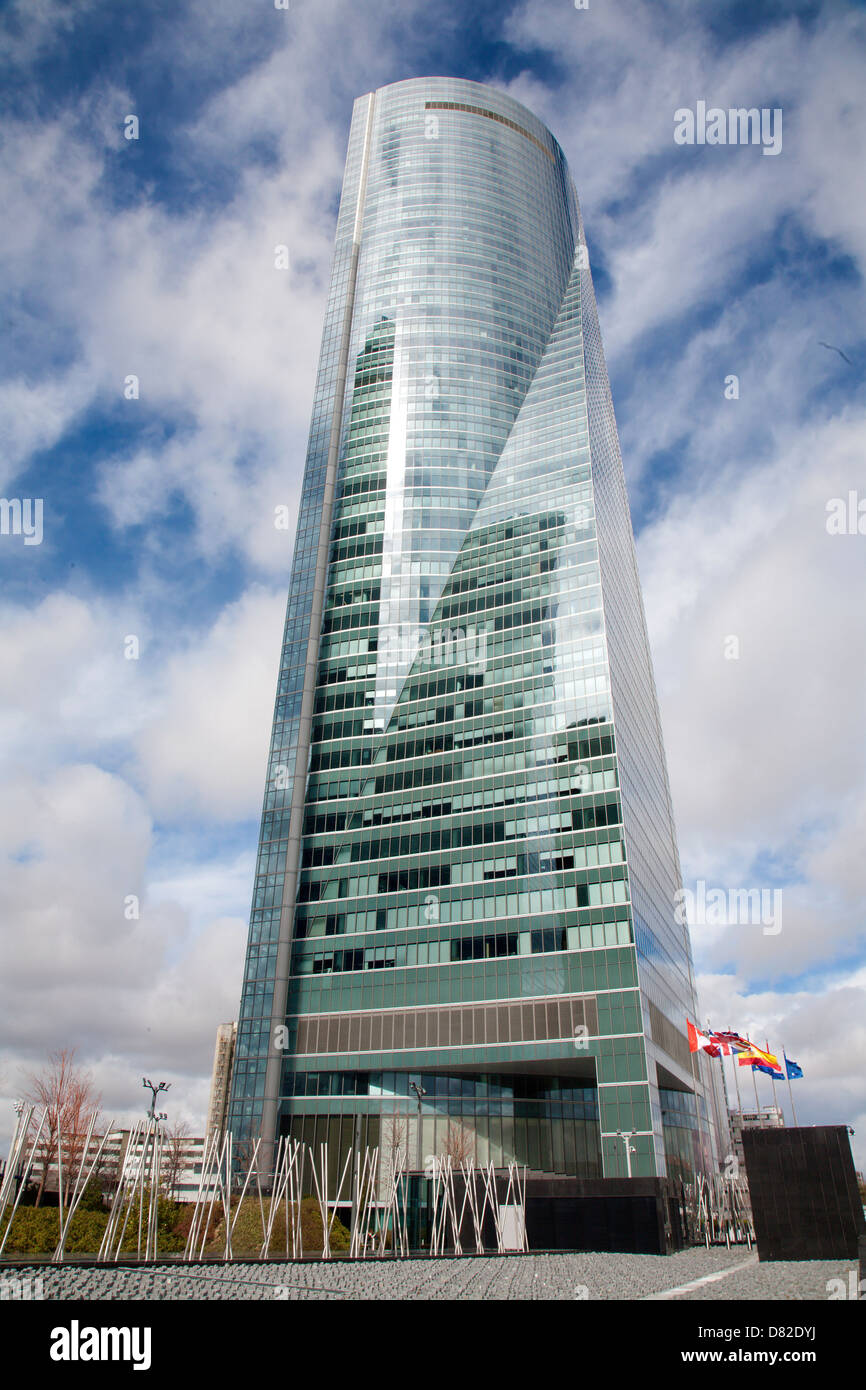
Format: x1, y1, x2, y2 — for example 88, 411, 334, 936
783, 1050, 799, 1126
766, 1038, 780, 1118
707, 1022, 732, 1152
728, 1026, 743, 1118
715, 1030, 731, 1113
751, 1060, 761, 1114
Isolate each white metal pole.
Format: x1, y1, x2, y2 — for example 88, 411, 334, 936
765, 1039, 780, 1117
783, 1051, 799, 1125
0, 1107, 47, 1257
55, 1116, 108, 1262
730, 1048, 743, 1116
750, 1063, 761, 1113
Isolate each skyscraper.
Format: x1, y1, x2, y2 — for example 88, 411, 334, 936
228, 77, 727, 1184
205, 1021, 237, 1148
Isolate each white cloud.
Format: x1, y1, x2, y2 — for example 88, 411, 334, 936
0, 592, 154, 772
0, 761, 248, 1143
1, 1, 437, 572
1, 96, 337, 571
133, 585, 285, 821
150, 853, 256, 936
506, 2, 866, 352
698, 968, 866, 1171
639, 411, 866, 979
0, 370, 96, 481
0, 581, 285, 823
0, 0, 100, 66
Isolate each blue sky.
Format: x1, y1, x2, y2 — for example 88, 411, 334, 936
1, 0, 864, 1164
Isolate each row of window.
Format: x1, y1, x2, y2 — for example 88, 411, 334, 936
323, 548, 597, 602
314, 669, 484, 714
296, 877, 631, 926
302, 774, 614, 834
317, 607, 604, 667
299, 798, 621, 869
316, 615, 606, 680
307, 707, 611, 770
294, 836, 626, 921
292, 918, 633, 976
304, 726, 614, 805
282, 1069, 598, 1103
311, 683, 610, 745
239, 939, 638, 1025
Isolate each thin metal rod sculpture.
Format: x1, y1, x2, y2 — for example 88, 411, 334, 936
0, 1105, 46, 1257
53, 1116, 112, 1262
310, 1143, 353, 1259
376, 1145, 408, 1256
5, 1115, 546, 1265
350, 1146, 380, 1258
0, 1103, 32, 1218
98, 1120, 164, 1262
259, 1136, 305, 1259
7, 1119, 764, 1263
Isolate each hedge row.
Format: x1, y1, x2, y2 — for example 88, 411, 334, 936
0, 1195, 350, 1256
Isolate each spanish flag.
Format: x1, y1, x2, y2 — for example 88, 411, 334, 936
737, 1043, 780, 1070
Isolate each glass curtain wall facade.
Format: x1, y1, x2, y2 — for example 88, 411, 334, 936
228, 77, 727, 1182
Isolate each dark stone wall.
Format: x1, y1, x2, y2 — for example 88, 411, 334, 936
521, 1176, 683, 1254
742, 1125, 865, 1261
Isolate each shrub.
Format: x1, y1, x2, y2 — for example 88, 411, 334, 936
0, 1205, 107, 1255
207, 1194, 350, 1256
117, 1197, 187, 1254
77, 1177, 107, 1212
0, 1206, 59, 1254
63, 1210, 109, 1253
170, 1200, 220, 1254
0, 1193, 350, 1258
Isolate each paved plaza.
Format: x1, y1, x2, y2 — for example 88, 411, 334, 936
5, 1249, 856, 1301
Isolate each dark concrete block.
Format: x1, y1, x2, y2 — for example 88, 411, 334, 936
742, 1125, 865, 1261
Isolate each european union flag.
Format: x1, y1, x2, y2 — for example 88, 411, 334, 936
784, 1054, 803, 1079
753, 1062, 784, 1079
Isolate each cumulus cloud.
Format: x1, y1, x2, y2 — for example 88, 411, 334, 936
1, 0, 437, 572
697, 969, 866, 1169
0, 579, 285, 821
133, 585, 285, 821
0, 761, 248, 1143
0, 0, 101, 67
1, 107, 337, 569
639, 410, 866, 979
0, 592, 154, 771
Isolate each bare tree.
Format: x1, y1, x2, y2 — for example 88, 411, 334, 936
93, 1144, 120, 1202
440, 1120, 474, 1165
382, 1113, 408, 1180
23, 1049, 102, 1206
161, 1120, 191, 1201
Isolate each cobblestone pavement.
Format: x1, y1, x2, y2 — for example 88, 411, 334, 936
4, 1249, 856, 1301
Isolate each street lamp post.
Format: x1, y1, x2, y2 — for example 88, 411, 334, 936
10, 1100, 24, 1197
409, 1081, 428, 1253
616, 1129, 637, 1178
142, 1078, 170, 1124
409, 1081, 427, 1173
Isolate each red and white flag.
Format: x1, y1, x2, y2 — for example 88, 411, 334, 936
687, 1020, 720, 1056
